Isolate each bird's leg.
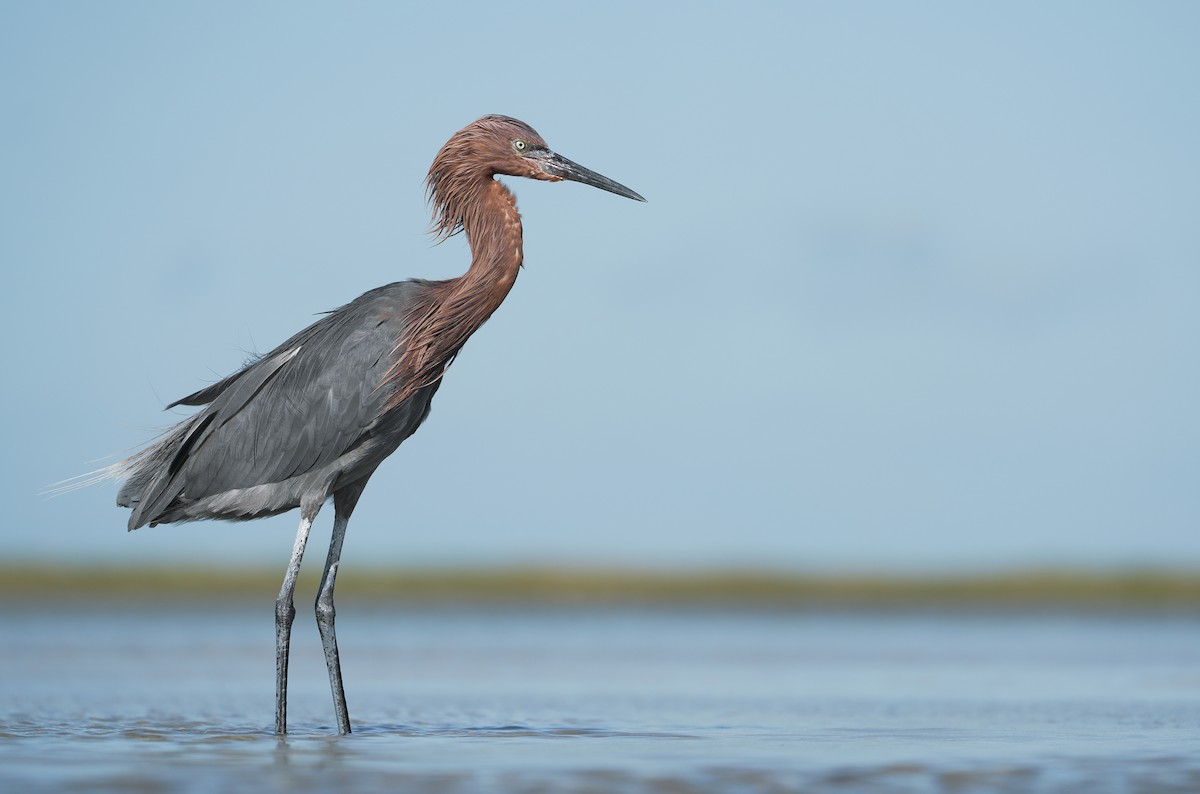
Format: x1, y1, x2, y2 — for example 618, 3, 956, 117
275, 511, 316, 736
315, 512, 351, 734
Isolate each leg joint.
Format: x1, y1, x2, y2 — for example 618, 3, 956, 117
275, 598, 296, 626
315, 596, 336, 627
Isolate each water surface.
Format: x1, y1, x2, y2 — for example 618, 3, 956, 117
2, 601, 1197, 792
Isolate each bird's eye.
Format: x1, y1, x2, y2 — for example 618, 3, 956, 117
513, 139, 527, 152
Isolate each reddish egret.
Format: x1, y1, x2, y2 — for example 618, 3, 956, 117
115, 115, 644, 734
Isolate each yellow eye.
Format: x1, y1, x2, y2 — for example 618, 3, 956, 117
513, 139, 527, 152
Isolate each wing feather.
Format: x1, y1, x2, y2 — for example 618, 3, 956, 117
126, 282, 427, 528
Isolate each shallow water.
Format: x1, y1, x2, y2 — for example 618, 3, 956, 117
2, 601, 1197, 792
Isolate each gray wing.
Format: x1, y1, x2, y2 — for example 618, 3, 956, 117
123, 282, 433, 529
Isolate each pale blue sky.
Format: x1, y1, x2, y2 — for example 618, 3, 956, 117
3, 1, 1197, 570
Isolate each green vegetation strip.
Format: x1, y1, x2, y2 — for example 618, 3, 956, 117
3, 566, 1200, 606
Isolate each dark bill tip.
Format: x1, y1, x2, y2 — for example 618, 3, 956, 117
541, 152, 646, 202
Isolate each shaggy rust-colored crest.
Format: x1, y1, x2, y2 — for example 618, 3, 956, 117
380, 116, 542, 409
425, 115, 545, 240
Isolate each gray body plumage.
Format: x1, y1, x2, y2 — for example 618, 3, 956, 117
118, 281, 441, 530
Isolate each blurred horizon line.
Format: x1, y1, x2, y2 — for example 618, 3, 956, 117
6, 563, 1199, 607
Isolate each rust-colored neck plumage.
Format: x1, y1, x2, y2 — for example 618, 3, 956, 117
382, 136, 524, 409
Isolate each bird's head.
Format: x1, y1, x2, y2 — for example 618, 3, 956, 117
477, 115, 645, 201
427, 115, 644, 238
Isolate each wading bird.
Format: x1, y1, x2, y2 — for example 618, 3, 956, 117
114, 115, 644, 735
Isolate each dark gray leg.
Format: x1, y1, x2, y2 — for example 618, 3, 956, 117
315, 513, 351, 734
275, 510, 316, 735
315, 483, 366, 735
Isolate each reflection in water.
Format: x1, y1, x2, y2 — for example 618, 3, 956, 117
1, 603, 1198, 792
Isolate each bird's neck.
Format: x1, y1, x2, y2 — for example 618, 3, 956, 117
456, 177, 523, 310
381, 178, 523, 409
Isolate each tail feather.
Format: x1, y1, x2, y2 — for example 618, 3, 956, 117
44, 416, 203, 530
40, 457, 136, 498
120, 417, 205, 529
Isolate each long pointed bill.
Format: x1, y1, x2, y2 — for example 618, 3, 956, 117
540, 152, 646, 202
